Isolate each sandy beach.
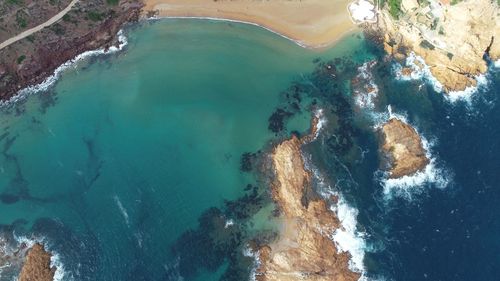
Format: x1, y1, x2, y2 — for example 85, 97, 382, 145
142, 0, 357, 48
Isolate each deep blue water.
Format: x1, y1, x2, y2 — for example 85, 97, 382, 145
1, 19, 500, 281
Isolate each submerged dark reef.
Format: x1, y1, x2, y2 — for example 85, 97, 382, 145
171, 51, 381, 280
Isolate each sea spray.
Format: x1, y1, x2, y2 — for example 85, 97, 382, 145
393, 52, 492, 104
302, 152, 370, 277
372, 106, 451, 200
0, 30, 128, 107
242, 245, 261, 281
353, 61, 379, 110
392, 52, 444, 93
12, 235, 73, 281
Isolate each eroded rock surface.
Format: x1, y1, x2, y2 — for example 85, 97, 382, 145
256, 131, 359, 281
372, 0, 499, 92
379, 118, 429, 178
18, 243, 56, 281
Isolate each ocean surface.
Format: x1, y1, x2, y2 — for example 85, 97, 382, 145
0, 19, 499, 281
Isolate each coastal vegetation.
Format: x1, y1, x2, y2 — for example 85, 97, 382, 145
16, 55, 25, 64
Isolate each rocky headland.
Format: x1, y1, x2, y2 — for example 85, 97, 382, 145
18, 243, 56, 281
0, 0, 143, 100
370, 0, 500, 92
379, 118, 429, 178
255, 119, 360, 281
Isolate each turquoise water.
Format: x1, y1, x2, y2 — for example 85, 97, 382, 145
0, 20, 372, 280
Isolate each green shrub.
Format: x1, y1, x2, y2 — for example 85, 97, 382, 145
17, 55, 26, 64
16, 13, 27, 28
106, 0, 119, 5
388, 0, 402, 19
87, 11, 103, 22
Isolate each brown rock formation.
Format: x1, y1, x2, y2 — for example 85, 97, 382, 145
0, 0, 144, 100
256, 125, 360, 280
372, 0, 499, 92
379, 118, 429, 178
18, 243, 56, 281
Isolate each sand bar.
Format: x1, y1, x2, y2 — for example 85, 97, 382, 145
142, 0, 358, 48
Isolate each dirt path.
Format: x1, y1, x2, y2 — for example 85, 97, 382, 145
0, 0, 79, 50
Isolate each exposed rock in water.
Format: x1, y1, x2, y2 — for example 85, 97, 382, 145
379, 118, 429, 178
368, 0, 500, 92
18, 243, 56, 281
256, 118, 360, 281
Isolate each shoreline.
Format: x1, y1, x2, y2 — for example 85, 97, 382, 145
142, 0, 359, 49
146, 16, 359, 50
5, 16, 360, 106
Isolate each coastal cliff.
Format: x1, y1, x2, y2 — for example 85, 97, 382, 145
0, 0, 143, 100
256, 122, 359, 280
379, 118, 429, 178
371, 0, 499, 92
18, 243, 56, 281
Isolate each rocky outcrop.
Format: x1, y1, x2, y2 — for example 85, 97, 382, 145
379, 118, 429, 178
256, 119, 360, 281
18, 243, 56, 281
0, 0, 143, 100
372, 0, 499, 92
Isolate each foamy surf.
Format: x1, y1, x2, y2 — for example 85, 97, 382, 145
302, 154, 371, 279
0, 30, 128, 107
393, 52, 493, 104
13, 235, 73, 281
445, 74, 489, 104
353, 61, 379, 110
373, 106, 451, 200
331, 195, 368, 275
243, 245, 261, 281
393, 52, 443, 93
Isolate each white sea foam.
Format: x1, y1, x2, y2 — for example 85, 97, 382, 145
114, 195, 130, 227
224, 219, 234, 229
12, 235, 73, 281
0, 30, 128, 107
354, 61, 379, 110
373, 107, 451, 200
243, 245, 260, 281
331, 196, 368, 275
393, 52, 494, 104
148, 17, 312, 49
393, 52, 444, 93
494, 59, 500, 68
303, 155, 369, 278
313, 108, 327, 140
445, 74, 489, 104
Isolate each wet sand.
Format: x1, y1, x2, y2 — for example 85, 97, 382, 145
142, 0, 357, 48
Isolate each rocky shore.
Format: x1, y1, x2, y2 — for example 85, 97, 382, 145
0, 0, 143, 100
18, 243, 56, 281
255, 119, 360, 281
370, 0, 499, 92
379, 118, 429, 178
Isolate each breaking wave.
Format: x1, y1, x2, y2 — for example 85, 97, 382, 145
393, 52, 492, 104
13, 235, 73, 281
0, 30, 128, 107
353, 61, 379, 110
302, 154, 370, 279
372, 106, 452, 200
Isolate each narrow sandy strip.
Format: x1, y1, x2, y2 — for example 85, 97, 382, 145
143, 0, 358, 48
0, 0, 79, 50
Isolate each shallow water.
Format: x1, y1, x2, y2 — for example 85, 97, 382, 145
2, 18, 499, 281
0, 20, 371, 281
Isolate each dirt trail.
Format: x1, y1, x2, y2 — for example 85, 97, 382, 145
0, 0, 79, 50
